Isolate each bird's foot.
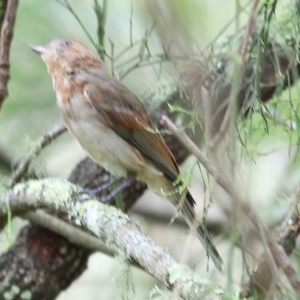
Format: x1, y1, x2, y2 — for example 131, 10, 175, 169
74, 177, 135, 205
100, 177, 135, 204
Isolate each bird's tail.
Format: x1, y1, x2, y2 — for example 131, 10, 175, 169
154, 176, 223, 271
177, 191, 223, 271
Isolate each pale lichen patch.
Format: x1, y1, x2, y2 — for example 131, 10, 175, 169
20, 290, 32, 300
3, 284, 20, 300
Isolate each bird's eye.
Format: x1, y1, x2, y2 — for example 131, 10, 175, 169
65, 68, 75, 76
64, 40, 72, 47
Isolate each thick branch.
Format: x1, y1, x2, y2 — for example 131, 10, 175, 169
0, 157, 148, 300
0, 225, 91, 299
0, 178, 221, 299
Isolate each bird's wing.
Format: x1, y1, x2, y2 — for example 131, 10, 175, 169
85, 77, 180, 183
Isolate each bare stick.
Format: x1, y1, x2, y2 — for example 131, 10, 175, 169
270, 240, 300, 293
24, 210, 114, 257
0, 0, 19, 109
8, 124, 66, 187
262, 106, 297, 131
163, 116, 300, 296
240, 0, 259, 67
160, 115, 232, 194
242, 193, 300, 297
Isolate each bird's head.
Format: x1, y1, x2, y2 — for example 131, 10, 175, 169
30, 39, 103, 80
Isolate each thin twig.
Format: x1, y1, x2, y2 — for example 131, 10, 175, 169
94, 0, 108, 60
262, 105, 297, 131
210, 0, 259, 148
0, 146, 12, 171
56, 0, 97, 50
269, 240, 300, 293
240, 0, 259, 67
8, 124, 66, 187
24, 210, 114, 257
229, 0, 259, 148
0, 0, 19, 109
160, 115, 231, 194
242, 192, 300, 297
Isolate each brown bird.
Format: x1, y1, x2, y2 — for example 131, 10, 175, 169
31, 39, 222, 271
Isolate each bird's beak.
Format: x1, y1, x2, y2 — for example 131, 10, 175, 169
30, 44, 46, 55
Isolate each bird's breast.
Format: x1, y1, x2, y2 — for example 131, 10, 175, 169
58, 93, 149, 178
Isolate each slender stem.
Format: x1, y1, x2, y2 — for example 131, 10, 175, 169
8, 124, 66, 187
94, 0, 108, 60
56, 0, 97, 49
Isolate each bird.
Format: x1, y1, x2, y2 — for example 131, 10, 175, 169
31, 39, 223, 271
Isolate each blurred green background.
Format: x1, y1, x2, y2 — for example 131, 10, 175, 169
1, 0, 300, 299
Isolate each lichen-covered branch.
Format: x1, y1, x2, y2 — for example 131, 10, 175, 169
0, 178, 222, 300
0, 157, 148, 300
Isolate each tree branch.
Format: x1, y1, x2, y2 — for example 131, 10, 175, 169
24, 210, 114, 257
0, 0, 18, 109
8, 124, 66, 187
0, 156, 148, 300
0, 178, 222, 299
